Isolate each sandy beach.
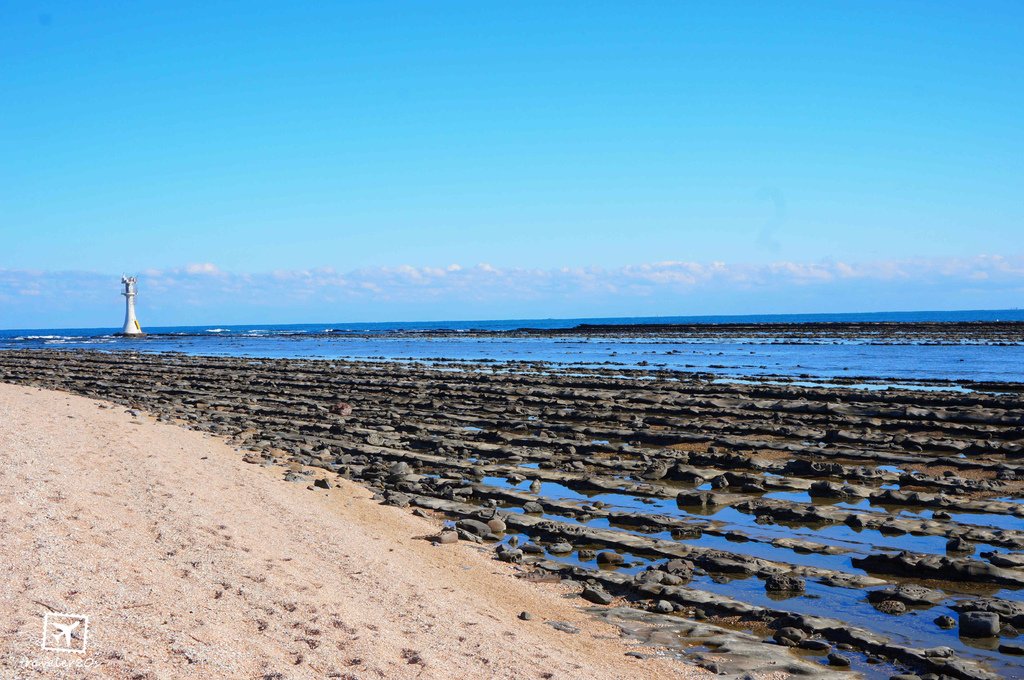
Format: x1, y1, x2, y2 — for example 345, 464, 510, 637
0, 382, 699, 679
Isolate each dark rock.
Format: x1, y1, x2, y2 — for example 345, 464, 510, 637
809, 480, 868, 499
875, 600, 906, 615
456, 519, 493, 537
867, 584, 944, 606
946, 536, 973, 553
959, 611, 1000, 638
581, 586, 613, 605
313, 478, 332, 489
663, 559, 694, 576
773, 627, 806, 643
546, 621, 580, 634
765, 573, 805, 592
798, 639, 831, 652
827, 653, 851, 667
518, 611, 532, 621
383, 492, 411, 508
676, 490, 730, 507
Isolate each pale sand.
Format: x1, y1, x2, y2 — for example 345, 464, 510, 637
0, 383, 704, 679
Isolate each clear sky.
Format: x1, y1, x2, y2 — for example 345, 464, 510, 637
1, 2, 1022, 328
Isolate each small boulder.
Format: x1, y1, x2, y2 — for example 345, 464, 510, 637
436, 530, 458, 545
581, 586, 613, 605
827, 653, 851, 667
773, 627, 806, 644
456, 519, 493, 537
495, 546, 523, 563
960, 611, 1000, 638
875, 600, 906, 616
596, 552, 624, 566
765, 573, 806, 593
946, 536, 973, 553
799, 639, 831, 652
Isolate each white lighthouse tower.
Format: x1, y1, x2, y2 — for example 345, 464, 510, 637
120, 275, 144, 336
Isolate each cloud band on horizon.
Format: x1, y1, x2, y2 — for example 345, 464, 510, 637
2, 254, 1022, 328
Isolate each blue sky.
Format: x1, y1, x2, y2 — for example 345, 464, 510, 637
1, 2, 1022, 328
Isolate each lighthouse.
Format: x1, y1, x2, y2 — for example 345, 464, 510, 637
120, 276, 144, 336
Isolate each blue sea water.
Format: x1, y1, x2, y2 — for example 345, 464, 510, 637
1, 309, 1023, 384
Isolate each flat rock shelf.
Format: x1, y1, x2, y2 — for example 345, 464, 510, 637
2, 348, 1023, 679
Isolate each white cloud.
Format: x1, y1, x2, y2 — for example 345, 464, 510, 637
184, 262, 221, 275
1, 254, 1023, 320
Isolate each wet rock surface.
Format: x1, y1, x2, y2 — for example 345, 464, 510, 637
1, 348, 1023, 678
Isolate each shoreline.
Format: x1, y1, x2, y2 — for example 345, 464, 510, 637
0, 383, 700, 679
2, 349, 1023, 678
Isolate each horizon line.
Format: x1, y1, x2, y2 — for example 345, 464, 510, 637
3, 306, 1022, 334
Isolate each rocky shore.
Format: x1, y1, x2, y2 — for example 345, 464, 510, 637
429, 320, 1024, 344
2, 349, 1023, 679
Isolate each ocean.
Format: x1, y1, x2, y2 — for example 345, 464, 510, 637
2, 309, 1023, 384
